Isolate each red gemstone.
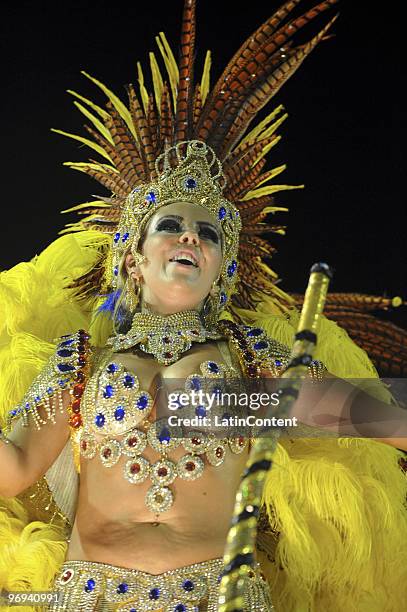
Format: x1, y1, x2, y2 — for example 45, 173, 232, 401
77, 357, 86, 367
71, 398, 81, 414
163, 337, 170, 344
191, 330, 199, 336
75, 371, 85, 383
80, 440, 87, 451
185, 461, 196, 471
164, 352, 174, 359
158, 467, 168, 477
128, 436, 138, 447
103, 448, 112, 458
130, 463, 140, 474
73, 384, 84, 398
243, 351, 254, 362
215, 447, 224, 458
191, 437, 201, 445
70, 414, 82, 428
238, 436, 245, 446
77, 343, 86, 354
62, 570, 72, 582
247, 364, 259, 378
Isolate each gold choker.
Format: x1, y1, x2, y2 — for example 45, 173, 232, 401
108, 310, 221, 364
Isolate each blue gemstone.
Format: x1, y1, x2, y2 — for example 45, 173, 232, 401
58, 378, 70, 387
185, 177, 197, 189
222, 412, 231, 420
136, 395, 148, 409
190, 376, 201, 391
219, 292, 227, 305
25, 402, 30, 409
113, 266, 119, 277
218, 206, 226, 220
117, 582, 128, 594
57, 363, 75, 373
158, 427, 171, 444
57, 349, 74, 358
174, 605, 187, 612
146, 191, 156, 203
236, 210, 240, 216
34, 395, 41, 403
122, 232, 129, 242
195, 405, 207, 418
60, 338, 74, 347
10, 409, 17, 416
182, 579, 194, 592
47, 387, 54, 394
114, 406, 125, 421
123, 374, 135, 388
254, 341, 268, 350
103, 385, 114, 398
129, 609, 137, 612
227, 260, 237, 277
84, 579, 95, 592
275, 359, 282, 367
114, 232, 121, 243
208, 361, 219, 373
212, 386, 222, 397
247, 328, 263, 337
107, 363, 119, 374
95, 413, 105, 428
149, 587, 160, 600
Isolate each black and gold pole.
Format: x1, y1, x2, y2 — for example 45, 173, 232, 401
218, 263, 333, 611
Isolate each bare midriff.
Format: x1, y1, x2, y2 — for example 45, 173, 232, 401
66, 342, 250, 575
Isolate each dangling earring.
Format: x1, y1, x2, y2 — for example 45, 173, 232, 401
125, 276, 140, 312
202, 280, 224, 327
131, 248, 146, 267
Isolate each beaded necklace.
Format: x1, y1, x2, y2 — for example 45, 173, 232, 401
107, 310, 221, 365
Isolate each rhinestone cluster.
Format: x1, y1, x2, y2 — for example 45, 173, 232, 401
80, 356, 247, 514
7, 330, 91, 431
108, 310, 221, 365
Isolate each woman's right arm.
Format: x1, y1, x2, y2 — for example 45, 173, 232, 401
0, 391, 71, 498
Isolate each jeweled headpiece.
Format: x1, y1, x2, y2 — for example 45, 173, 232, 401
57, 0, 338, 313
113, 140, 241, 303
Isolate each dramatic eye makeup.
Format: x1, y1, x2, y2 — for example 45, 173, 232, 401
155, 215, 220, 244
155, 218, 181, 232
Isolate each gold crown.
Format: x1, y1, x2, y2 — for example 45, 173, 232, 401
112, 141, 242, 303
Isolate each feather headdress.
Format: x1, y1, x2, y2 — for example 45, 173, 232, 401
54, 0, 339, 312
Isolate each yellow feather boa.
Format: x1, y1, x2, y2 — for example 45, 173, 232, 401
1, 233, 406, 611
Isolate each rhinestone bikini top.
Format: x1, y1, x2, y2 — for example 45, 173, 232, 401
6, 326, 324, 516
78, 349, 247, 515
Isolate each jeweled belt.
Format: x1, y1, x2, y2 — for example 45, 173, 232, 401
50, 558, 273, 611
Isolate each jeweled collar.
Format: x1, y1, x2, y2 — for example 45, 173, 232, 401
107, 310, 221, 365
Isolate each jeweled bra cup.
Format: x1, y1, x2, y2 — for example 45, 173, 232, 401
79, 353, 248, 514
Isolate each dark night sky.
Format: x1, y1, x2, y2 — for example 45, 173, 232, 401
1, 1, 406, 325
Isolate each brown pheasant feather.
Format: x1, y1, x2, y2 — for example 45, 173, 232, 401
175, 0, 196, 142
104, 102, 145, 185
